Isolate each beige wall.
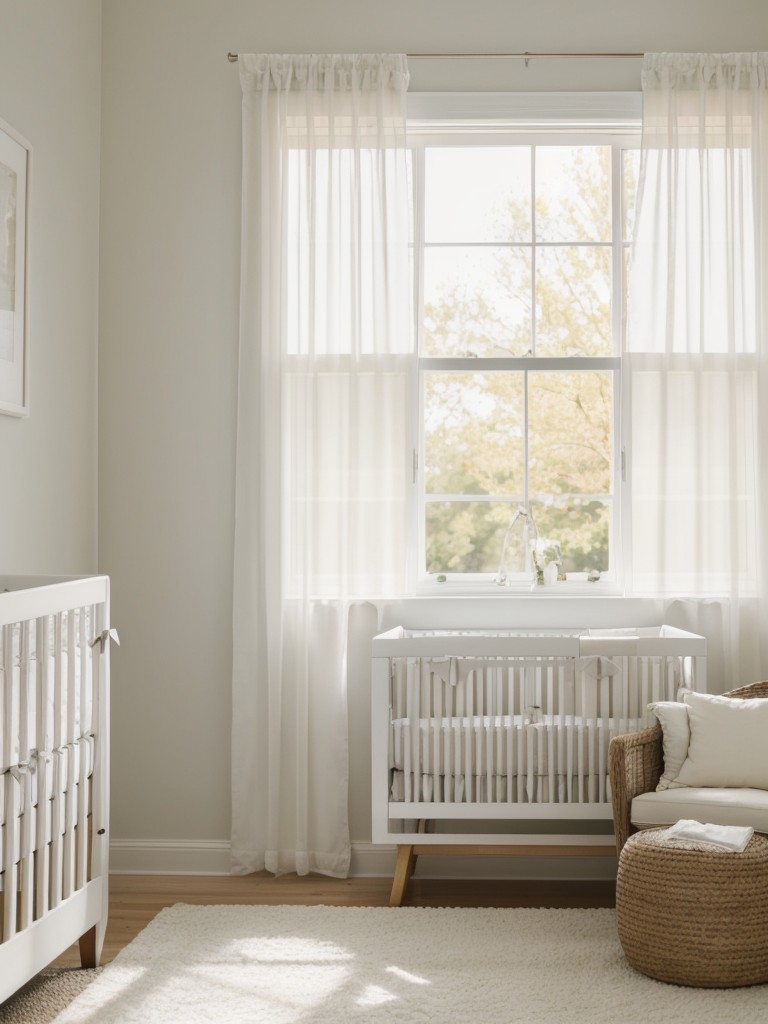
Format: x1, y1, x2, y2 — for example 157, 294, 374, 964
0, 1, 101, 574
92, 0, 768, 864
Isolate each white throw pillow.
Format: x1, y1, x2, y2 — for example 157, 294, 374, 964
673, 691, 768, 790
648, 701, 690, 791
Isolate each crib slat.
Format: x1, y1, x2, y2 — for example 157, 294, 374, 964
666, 656, 676, 700
12, 621, 34, 933
506, 713, 515, 805
561, 667, 573, 802
433, 661, 443, 804
403, 661, 413, 804
464, 670, 474, 803
590, 721, 599, 803
61, 746, 77, 899
18, 622, 31, 765
49, 752, 64, 909
2, 772, 19, 940
547, 666, 555, 802
53, 614, 63, 752
76, 757, 90, 889
75, 608, 89, 889
66, 612, 76, 746
651, 657, 661, 704
34, 763, 50, 920
504, 668, 512, 802
445, 717, 455, 802
18, 764, 34, 931
525, 722, 534, 803
59, 613, 77, 899
643, 658, 651, 720
2, 624, 19, 775
484, 676, 493, 803
516, 671, 525, 802
37, 617, 49, 755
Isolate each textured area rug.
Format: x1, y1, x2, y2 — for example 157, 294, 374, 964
0, 968, 101, 1024
38, 904, 768, 1023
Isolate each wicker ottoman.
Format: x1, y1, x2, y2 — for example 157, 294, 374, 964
616, 828, 768, 987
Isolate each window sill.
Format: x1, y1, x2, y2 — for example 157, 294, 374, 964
414, 577, 622, 598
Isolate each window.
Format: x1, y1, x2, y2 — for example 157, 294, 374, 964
409, 125, 639, 590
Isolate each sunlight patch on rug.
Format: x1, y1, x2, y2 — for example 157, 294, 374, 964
46, 904, 767, 1024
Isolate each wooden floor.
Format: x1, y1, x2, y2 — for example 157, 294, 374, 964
53, 872, 616, 967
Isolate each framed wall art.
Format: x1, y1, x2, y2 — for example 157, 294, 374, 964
0, 117, 30, 416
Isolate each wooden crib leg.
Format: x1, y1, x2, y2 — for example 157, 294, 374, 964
390, 844, 419, 907
79, 925, 98, 968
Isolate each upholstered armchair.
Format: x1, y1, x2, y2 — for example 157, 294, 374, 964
608, 680, 768, 855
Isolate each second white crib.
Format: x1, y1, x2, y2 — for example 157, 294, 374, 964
371, 624, 706, 903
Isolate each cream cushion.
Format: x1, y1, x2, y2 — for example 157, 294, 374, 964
631, 787, 768, 834
648, 700, 690, 791
673, 691, 768, 789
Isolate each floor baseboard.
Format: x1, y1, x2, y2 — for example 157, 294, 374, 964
110, 840, 616, 879
109, 839, 232, 875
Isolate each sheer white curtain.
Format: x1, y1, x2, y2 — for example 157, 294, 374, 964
232, 54, 412, 877
628, 53, 768, 687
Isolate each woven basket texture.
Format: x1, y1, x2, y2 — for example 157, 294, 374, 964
616, 828, 768, 988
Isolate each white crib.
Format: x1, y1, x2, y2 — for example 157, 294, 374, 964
371, 624, 706, 904
0, 576, 115, 1004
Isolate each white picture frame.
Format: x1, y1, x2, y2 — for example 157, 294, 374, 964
0, 118, 30, 416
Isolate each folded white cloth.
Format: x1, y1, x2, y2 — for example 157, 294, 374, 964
664, 818, 754, 853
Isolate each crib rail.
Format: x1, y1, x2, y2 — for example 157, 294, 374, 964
0, 576, 112, 1002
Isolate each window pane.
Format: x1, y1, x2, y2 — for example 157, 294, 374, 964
528, 371, 613, 496
426, 501, 523, 574
535, 247, 612, 356
422, 247, 531, 356
531, 501, 610, 574
425, 147, 532, 243
535, 146, 611, 242
424, 372, 525, 496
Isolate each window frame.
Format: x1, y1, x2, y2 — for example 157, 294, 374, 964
405, 96, 641, 595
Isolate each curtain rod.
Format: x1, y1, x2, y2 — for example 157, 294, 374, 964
227, 51, 644, 63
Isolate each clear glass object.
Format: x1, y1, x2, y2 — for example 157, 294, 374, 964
495, 506, 539, 587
